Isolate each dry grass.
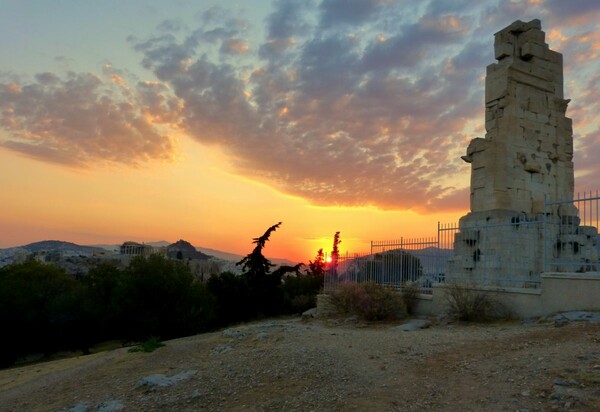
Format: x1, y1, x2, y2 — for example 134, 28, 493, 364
330, 281, 406, 321
444, 282, 510, 322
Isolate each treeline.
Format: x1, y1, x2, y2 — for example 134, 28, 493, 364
0, 223, 325, 368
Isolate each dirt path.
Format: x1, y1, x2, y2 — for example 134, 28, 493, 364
1, 318, 599, 411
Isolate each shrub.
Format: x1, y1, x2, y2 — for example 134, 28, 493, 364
281, 274, 323, 314
444, 282, 505, 322
208, 271, 253, 326
330, 282, 406, 321
128, 336, 165, 353
0, 260, 86, 367
401, 281, 420, 315
117, 255, 216, 341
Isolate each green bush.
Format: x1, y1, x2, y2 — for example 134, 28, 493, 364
330, 282, 406, 321
444, 282, 505, 322
128, 336, 165, 353
207, 271, 253, 325
81, 263, 124, 343
281, 274, 323, 313
0, 260, 86, 367
117, 255, 216, 341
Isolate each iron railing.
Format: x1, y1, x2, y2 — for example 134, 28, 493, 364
324, 192, 600, 293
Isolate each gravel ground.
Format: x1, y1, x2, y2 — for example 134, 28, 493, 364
1, 316, 600, 411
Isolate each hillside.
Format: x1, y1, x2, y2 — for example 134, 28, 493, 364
1, 317, 599, 411
20, 240, 104, 254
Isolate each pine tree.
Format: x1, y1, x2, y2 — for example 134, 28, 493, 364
237, 222, 282, 281
331, 232, 341, 262
307, 248, 326, 277
331, 231, 341, 275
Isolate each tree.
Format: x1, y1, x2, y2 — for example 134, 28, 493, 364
237, 222, 282, 281
331, 231, 341, 274
236, 222, 285, 317
331, 232, 341, 262
81, 263, 124, 343
272, 263, 304, 278
207, 271, 252, 326
117, 254, 215, 341
0, 261, 85, 367
307, 248, 326, 277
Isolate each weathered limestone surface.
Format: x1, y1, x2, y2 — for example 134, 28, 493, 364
449, 20, 597, 284
462, 19, 572, 214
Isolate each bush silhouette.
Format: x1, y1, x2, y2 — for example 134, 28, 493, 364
330, 281, 406, 321
116, 255, 215, 341
0, 261, 85, 366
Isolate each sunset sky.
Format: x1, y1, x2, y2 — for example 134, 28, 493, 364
1, 0, 599, 262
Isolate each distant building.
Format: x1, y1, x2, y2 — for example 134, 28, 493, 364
119, 241, 165, 257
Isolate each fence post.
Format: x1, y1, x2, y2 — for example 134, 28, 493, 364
543, 194, 547, 273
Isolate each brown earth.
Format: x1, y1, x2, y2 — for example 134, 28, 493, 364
1, 317, 600, 411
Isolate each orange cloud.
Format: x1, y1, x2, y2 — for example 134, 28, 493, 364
0, 71, 176, 167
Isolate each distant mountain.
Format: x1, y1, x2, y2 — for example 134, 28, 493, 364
194, 246, 243, 262
21, 240, 104, 254
167, 240, 211, 260
2, 239, 298, 267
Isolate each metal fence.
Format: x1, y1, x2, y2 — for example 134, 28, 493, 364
324, 237, 450, 294
324, 191, 600, 293
543, 191, 600, 272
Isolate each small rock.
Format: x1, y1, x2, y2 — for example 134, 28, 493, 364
211, 344, 234, 355
137, 370, 197, 388
67, 403, 89, 412
96, 400, 124, 412
302, 308, 317, 319
223, 329, 245, 339
255, 332, 269, 340
521, 390, 530, 397
395, 319, 432, 332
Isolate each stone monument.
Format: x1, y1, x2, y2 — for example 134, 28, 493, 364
449, 19, 597, 284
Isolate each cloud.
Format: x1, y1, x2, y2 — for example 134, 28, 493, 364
220, 38, 250, 55
0, 70, 176, 167
360, 16, 468, 73
543, 0, 600, 24
4, 0, 599, 213
135, 0, 597, 212
156, 18, 187, 33
132, 1, 489, 212
319, 0, 384, 28
267, 0, 313, 39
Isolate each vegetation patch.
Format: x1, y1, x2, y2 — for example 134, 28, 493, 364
128, 337, 165, 353
330, 281, 406, 321
0, 223, 327, 369
444, 282, 510, 322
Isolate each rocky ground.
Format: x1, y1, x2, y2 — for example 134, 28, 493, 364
1, 314, 600, 411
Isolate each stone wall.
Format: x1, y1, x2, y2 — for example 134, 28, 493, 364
412, 273, 600, 318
